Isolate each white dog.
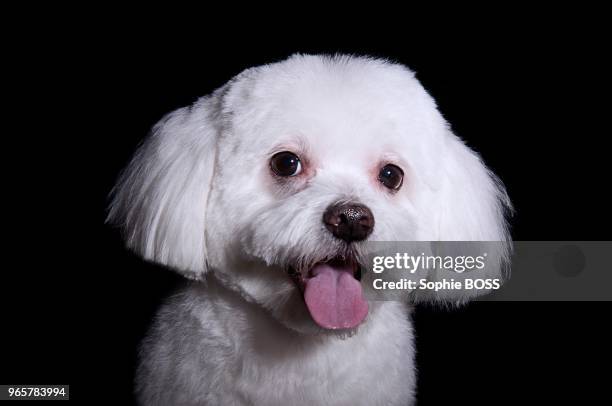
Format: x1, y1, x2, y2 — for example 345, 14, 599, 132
108, 54, 511, 405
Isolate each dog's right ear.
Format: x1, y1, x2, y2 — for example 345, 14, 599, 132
107, 92, 223, 280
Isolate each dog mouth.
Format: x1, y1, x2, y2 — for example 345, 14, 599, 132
288, 255, 368, 330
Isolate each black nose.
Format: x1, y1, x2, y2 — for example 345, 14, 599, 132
323, 203, 375, 242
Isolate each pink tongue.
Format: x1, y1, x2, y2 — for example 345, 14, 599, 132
304, 263, 368, 329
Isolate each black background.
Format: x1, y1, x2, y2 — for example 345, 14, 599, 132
2, 14, 611, 405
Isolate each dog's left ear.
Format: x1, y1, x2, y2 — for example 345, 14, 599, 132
107, 93, 222, 279
411, 130, 512, 303
412, 130, 512, 304
435, 130, 512, 243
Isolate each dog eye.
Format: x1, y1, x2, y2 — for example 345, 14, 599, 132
378, 164, 404, 190
270, 151, 302, 177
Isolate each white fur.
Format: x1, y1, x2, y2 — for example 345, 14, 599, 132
108, 54, 511, 405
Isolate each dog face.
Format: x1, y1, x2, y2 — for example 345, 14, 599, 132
109, 55, 511, 334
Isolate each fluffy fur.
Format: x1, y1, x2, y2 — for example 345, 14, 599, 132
108, 54, 511, 405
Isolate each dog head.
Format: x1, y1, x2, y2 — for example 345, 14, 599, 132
108, 54, 511, 334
